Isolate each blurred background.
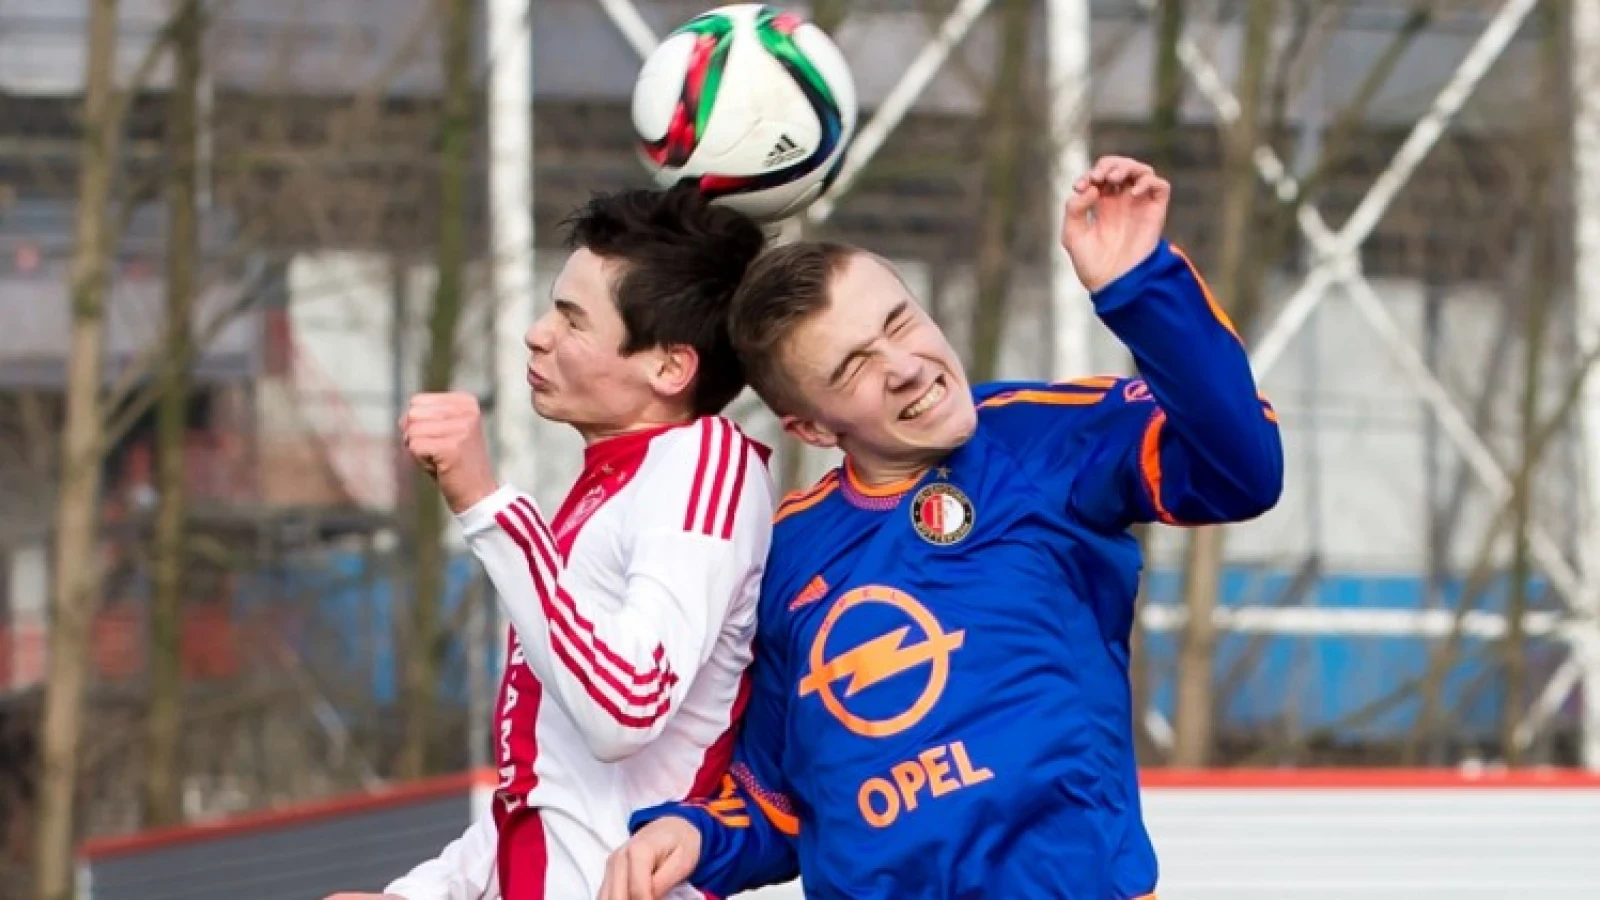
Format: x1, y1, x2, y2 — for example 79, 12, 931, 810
3, 0, 1600, 898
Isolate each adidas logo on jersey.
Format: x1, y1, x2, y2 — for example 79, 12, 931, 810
764, 134, 805, 168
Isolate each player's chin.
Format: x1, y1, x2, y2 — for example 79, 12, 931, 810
895, 401, 976, 452
529, 391, 568, 424
939, 401, 980, 447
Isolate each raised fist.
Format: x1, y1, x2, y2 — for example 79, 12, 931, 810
400, 392, 498, 513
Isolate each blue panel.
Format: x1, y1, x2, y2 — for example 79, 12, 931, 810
1138, 567, 1570, 739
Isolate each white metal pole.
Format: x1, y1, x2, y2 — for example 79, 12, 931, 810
1570, 0, 1600, 772
1168, 0, 1543, 381
1045, 0, 1093, 379
807, 0, 995, 225
1137, 604, 1568, 640
595, 0, 658, 59
488, 0, 535, 685
598, 0, 652, 59
1336, 0, 1540, 255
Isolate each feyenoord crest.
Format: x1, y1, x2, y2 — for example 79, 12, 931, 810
911, 482, 974, 545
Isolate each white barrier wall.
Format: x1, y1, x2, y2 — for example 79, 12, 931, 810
1142, 772, 1600, 899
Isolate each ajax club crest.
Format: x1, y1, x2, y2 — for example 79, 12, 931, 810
910, 482, 974, 545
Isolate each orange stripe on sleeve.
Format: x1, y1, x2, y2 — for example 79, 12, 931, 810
1169, 244, 1241, 343
704, 807, 751, 828
1139, 410, 1179, 525
774, 473, 839, 524
979, 389, 1106, 409
778, 471, 837, 506
731, 765, 802, 837
1258, 393, 1279, 423
1061, 375, 1119, 389
749, 789, 800, 837
691, 775, 755, 829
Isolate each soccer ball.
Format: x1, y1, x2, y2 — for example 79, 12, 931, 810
630, 4, 858, 222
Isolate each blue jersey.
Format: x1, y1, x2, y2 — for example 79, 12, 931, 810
630, 241, 1284, 899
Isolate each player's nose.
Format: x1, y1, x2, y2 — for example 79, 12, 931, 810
525, 312, 555, 355
883, 346, 924, 391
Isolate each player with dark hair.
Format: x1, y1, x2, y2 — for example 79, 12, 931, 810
327, 185, 774, 900
601, 156, 1284, 899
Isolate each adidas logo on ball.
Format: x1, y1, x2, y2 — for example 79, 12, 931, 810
764, 134, 806, 168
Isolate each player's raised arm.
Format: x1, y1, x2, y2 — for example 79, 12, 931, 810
403, 394, 773, 762
468, 421, 770, 762
1062, 156, 1284, 528
604, 620, 801, 899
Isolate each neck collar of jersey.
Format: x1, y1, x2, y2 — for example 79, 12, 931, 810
581, 421, 681, 474
839, 457, 925, 510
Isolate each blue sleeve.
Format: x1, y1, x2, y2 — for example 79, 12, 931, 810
1067, 240, 1284, 531
629, 613, 800, 893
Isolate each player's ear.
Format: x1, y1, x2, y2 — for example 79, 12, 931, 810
645, 344, 699, 401
781, 414, 838, 450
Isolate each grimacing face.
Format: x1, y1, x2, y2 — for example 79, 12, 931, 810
523, 247, 678, 436
778, 252, 978, 479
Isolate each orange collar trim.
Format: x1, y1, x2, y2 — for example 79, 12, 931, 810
842, 458, 924, 501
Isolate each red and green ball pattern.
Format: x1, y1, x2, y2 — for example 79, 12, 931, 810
642, 12, 735, 169
647, 7, 850, 200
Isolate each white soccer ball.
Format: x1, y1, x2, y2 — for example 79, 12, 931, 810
631, 4, 858, 223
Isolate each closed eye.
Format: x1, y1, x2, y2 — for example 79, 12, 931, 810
831, 351, 869, 387
554, 299, 587, 328
886, 301, 911, 335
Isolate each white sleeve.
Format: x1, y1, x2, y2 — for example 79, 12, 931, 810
456, 418, 774, 762
383, 812, 497, 900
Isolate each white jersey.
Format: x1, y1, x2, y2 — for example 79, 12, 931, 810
385, 417, 774, 900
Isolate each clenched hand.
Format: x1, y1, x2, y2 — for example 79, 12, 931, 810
400, 391, 500, 514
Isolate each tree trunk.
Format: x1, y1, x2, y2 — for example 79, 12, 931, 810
1171, 0, 1276, 769
143, 0, 203, 828
397, 0, 474, 779
34, 1, 122, 896
1151, 0, 1185, 173
1132, 0, 1186, 764
1503, 1, 1563, 767
1173, 526, 1223, 765
967, 0, 1031, 383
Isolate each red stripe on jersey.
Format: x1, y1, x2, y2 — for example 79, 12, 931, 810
682, 417, 715, 531
720, 436, 752, 540
699, 419, 735, 535
545, 629, 673, 727
509, 499, 672, 689
506, 501, 679, 705
497, 798, 548, 900
687, 667, 752, 798
494, 627, 547, 899
495, 505, 676, 724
